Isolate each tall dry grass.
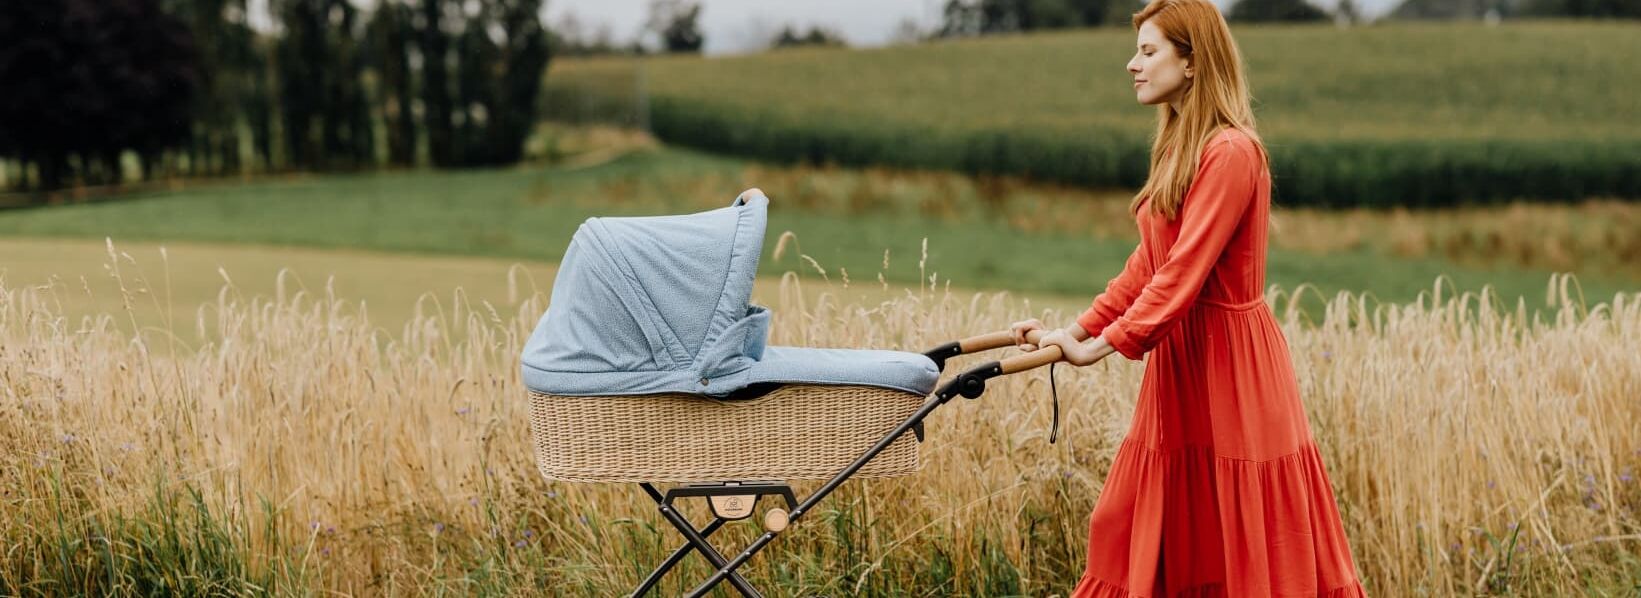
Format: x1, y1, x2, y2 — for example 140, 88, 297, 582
2, 244, 1638, 596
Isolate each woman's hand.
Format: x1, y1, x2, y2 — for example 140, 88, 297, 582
1010, 318, 1046, 351
1037, 329, 1110, 367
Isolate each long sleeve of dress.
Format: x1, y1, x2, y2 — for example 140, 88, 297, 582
1102, 137, 1260, 360
1076, 243, 1151, 341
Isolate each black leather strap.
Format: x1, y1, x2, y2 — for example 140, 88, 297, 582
1048, 362, 1060, 444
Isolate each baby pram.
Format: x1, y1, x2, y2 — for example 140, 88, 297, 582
521, 189, 1065, 597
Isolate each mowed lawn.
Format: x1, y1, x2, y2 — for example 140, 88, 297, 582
0, 147, 1633, 317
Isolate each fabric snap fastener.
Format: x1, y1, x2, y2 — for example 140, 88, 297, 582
699, 378, 709, 386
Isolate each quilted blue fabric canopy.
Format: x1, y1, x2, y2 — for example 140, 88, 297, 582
520, 191, 939, 398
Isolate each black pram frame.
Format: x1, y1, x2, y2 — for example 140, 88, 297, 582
623, 329, 1063, 598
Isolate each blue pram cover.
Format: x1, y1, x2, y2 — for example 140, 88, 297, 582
520, 191, 939, 398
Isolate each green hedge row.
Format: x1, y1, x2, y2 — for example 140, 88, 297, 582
544, 81, 1641, 208
651, 97, 1641, 208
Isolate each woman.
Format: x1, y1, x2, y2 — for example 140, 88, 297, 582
1010, 1, 1368, 596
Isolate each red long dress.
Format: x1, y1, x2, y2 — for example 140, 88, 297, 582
1069, 128, 1367, 597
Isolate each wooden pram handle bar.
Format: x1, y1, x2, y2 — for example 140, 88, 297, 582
955, 329, 1049, 353
1000, 343, 1064, 375
933, 328, 1065, 402
956, 331, 1012, 352
953, 328, 1062, 374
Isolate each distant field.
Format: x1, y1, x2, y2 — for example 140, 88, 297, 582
0, 146, 1634, 312
0, 239, 556, 332
0, 237, 1088, 334
545, 21, 1641, 207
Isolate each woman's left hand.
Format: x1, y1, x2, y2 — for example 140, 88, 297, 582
1036, 329, 1102, 366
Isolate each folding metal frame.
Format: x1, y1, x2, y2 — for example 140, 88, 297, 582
623, 331, 1061, 597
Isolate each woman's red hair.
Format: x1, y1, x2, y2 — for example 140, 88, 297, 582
1128, 0, 1269, 219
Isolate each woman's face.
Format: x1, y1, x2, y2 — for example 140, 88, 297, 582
1127, 21, 1192, 108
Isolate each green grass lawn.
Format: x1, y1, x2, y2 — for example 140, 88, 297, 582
0, 147, 1632, 318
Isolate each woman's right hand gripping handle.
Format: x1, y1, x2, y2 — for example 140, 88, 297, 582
1009, 318, 1091, 352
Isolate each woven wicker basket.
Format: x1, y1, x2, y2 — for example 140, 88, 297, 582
528, 384, 927, 483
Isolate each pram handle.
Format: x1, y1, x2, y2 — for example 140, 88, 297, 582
929, 329, 1064, 401
925, 329, 1055, 371
960, 328, 1081, 352
956, 330, 1022, 353
1000, 341, 1063, 375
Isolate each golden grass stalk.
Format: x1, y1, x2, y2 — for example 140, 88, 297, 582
1, 251, 1636, 595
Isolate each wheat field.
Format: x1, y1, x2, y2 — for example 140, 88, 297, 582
2, 246, 1638, 596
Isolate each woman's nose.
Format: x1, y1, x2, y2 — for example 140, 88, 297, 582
1127, 58, 1141, 74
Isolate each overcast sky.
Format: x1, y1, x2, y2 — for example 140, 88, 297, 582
547, 0, 1403, 55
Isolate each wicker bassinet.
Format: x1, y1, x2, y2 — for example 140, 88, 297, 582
528, 384, 926, 483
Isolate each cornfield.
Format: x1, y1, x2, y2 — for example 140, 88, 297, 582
2, 247, 1638, 595
545, 21, 1641, 208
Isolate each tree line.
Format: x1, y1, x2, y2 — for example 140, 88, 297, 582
0, 0, 549, 194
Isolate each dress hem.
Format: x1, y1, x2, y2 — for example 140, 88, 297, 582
1073, 574, 1369, 598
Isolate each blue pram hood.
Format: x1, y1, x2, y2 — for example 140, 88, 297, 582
520, 191, 939, 398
